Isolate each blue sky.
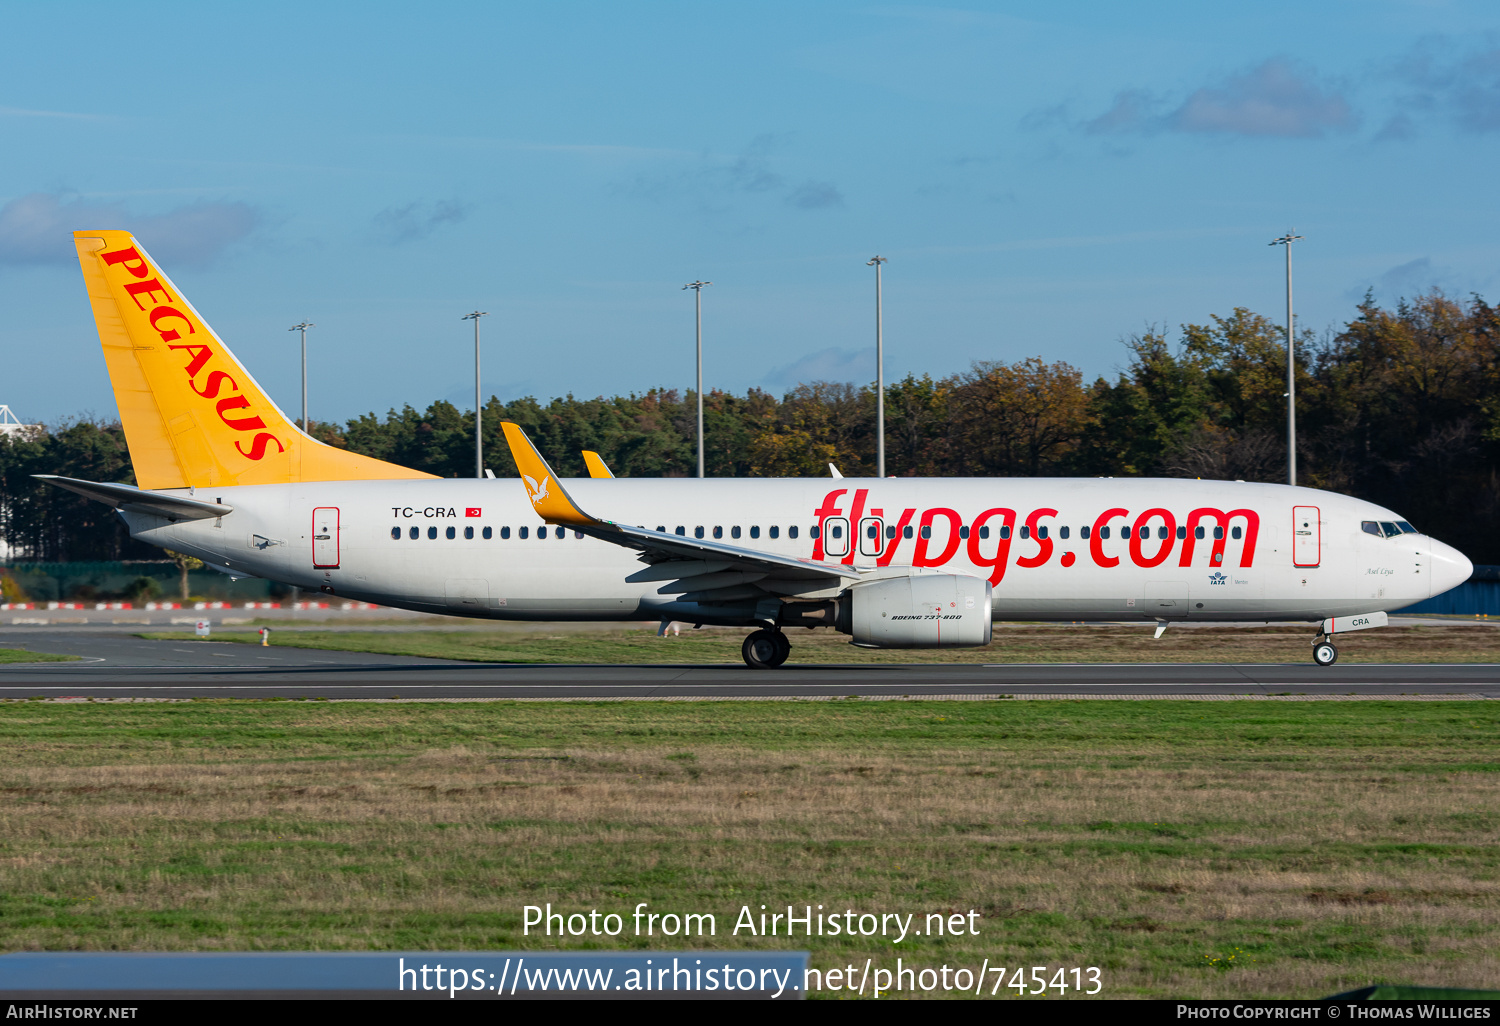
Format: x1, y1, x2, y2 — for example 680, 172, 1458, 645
2, 1, 1498, 425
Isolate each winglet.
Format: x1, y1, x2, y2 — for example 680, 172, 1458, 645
500, 422, 608, 528
582, 451, 615, 479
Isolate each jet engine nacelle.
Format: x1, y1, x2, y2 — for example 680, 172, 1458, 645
846, 573, 993, 648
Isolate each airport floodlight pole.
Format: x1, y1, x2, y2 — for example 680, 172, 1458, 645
463, 311, 489, 478
867, 255, 888, 478
683, 281, 712, 478
288, 322, 315, 433
1269, 233, 1303, 487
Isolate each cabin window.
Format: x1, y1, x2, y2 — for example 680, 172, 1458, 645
809, 525, 819, 539
1157, 526, 1168, 540
574, 531, 583, 539
1176, 526, 1185, 539
1059, 526, 1070, 540
713, 526, 723, 539
1195, 526, 1205, 539
731, 526, 741, 539
749, 526, 760, 539
409, 527, 419, 540
483, 527, 493, 539
789, 526, 799, 539
694, 526, 704, 539
656, 525, 665, 533
500, 526, 510, 539
1231, 526, 1242, 540
1038, 526, 1048, 540
886, 525, 897, 539
1000, 525, 1011, 539
558, 529, 566, 540
391, 527, 400, 540
867, 523, 878, 539
769, 526, 779, 539
1081, 525, 1090, 540
959, 525, 970, 540
979, 525, 990, 540
1099, 526, 1110, 540
920, 525, 931, 539
519, 526, 529, 539
1137, 525, 1149, 540
464, 526, 474, 539
428, 526, 438, 540
1020, 526, 1030, 540
675, 526, 685, 536
1213, 526, 1224, 540
903, 525, 914, 539
444, 526, 455, 539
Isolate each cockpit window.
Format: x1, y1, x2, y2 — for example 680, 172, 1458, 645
1379, 521, 1402, 537
1396, 521, 1418, 534
1364, 520, 1409, 538
1361, 521, 1382, 537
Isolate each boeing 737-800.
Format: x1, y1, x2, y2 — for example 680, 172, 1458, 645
40, 231, 1473, 668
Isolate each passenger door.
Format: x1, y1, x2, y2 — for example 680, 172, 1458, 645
1293, 506, 1320, 567
312, 507, 340, 568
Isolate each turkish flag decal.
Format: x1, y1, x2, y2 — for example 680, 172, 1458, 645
465, 508, 482, 517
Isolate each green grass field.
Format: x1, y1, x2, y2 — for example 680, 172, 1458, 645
138, 621, 1500, 664
0, 648, 77, 664
2, 700, 1497, 998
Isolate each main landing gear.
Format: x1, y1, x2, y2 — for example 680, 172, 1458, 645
742, 628, 791, 669
1312, 638, 1339, 667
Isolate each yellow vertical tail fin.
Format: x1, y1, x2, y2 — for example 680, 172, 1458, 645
74, 230, 435, 488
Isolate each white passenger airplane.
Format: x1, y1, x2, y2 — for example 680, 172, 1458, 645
42, 231, 1473, 668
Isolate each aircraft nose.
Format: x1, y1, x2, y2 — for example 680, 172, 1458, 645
1428, 538, 1473, 598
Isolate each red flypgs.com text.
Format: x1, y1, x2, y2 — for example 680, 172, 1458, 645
811, 488, 1259, 585
101, 245, 286, 462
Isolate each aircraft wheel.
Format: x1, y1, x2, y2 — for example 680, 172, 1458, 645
768, 631, 791, 667
1313, 641, 1338, 667
742, 629, 781, 669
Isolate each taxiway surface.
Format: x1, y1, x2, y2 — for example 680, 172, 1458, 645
0, 631, 1495, 700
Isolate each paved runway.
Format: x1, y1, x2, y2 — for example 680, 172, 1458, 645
0, 631, 1495, 700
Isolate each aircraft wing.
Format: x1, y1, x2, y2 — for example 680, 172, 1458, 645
500, 423, 857, 602
35, 475, 233, 521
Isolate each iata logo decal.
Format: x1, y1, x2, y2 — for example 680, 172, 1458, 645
522, 474, 550, 507
810, 488, 1260, 586
99, 244, 286, 462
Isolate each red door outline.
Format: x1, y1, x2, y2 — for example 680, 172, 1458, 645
313, 507, 340, 568
1292, 505, 1320, 567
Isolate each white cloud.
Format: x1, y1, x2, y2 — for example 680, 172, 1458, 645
1081, 59, 1356, 139
0, 192, 257, 266
763, 346, 874, 389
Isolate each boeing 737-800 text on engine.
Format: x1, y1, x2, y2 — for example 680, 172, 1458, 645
41, 231, 1473, 667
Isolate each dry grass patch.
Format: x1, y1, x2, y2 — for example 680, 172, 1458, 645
0, 700, 1497, 998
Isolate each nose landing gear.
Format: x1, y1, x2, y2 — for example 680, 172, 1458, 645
742, 628, 791, 669
1312, 639, 1338, 666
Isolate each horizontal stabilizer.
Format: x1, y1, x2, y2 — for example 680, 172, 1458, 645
34, 475, 232, 521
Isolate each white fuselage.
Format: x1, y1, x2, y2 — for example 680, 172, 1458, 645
124, 477, 1472, 625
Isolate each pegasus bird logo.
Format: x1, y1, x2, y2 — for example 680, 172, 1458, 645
523, 473, 550, 507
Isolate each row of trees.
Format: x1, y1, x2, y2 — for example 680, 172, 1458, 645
4, 291, 1497, 562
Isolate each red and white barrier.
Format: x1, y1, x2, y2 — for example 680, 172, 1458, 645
194, 601, 233, 610
292, 601, 330, 610
341, 602, 380, 610
0, 603, 34, 610
94, 602, 133, 610
46, 602, 86, 610
242, 602, 281, 609
144, 602, 181, 610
